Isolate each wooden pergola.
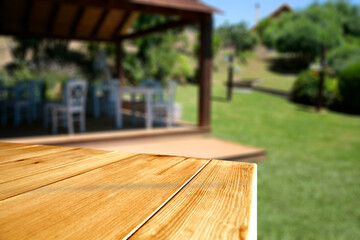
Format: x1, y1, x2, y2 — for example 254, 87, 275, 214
0, 0, 220, 130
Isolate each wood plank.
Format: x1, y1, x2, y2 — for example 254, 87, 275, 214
0, 148, 112, 184
120, 19, 193, 40
0, 141, 36, 151
91, 8, 109, 38
0, 144, 73, 164
129, 161, 257, 240
0, 154, 209, 239
97, 9, 124, 39
112, 12, 130, 38
0, 150, 135, 200
47, 2, 60, 35
53, 4, 79, 36
120, 11, 140, 34
70, 6, 85, 35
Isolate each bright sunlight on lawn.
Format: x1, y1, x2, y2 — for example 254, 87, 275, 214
177, 83, 360, 239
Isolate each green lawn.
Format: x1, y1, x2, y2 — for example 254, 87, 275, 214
239, 57, 297, 92
176, 83, 360, 240
212, 48, 297, 92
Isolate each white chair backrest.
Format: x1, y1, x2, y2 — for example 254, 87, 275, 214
140, 79, 161, 89
65, 80, 87, 109
27, 80, 44, 102
106, 79, 119, 101
0, 81, 6, 102
15, 81, 32, 101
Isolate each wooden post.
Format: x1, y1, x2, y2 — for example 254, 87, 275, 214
198, 16, 212, 129
317, 46, 326, 112
115, 41, 124, 86
227, 54, 234, 101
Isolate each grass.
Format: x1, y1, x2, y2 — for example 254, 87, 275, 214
176, 83, 360, 239
239, 57, 297, 91
212, 48, 298, 92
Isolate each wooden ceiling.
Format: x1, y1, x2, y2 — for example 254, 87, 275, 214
0, 0, 219, 42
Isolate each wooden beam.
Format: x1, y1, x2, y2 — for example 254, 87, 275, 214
91, 9, 109, 38
0, 29, 115, 43
47, 3, 60, 35
119, 12, 139, 35
70, 6, 85, 35
23, 0, 34, 34
36, 0, 209, 21
119, 19, 194, 40
112, 12, 131, 39
198, 16, 212, 129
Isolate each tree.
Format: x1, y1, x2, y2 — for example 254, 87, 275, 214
123, 14, 192, 85
263, 0, 360, 111
216, 22, 258, 100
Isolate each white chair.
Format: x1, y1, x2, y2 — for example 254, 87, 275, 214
9, 81, 32, 126
51, 80, 87, 134
28, 80, 45, 120
0, 82, 7, 126
43, 80, 74, 129
140, 79, 164, 102
90, 79, 119, 118
151, 80, 177, 127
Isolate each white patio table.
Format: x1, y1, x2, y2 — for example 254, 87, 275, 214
115, 87, 163, 129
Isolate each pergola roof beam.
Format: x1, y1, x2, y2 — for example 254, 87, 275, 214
47, 3, 60, 35
23, 0, 34, 34
70, 6, 85, 35
91, 9, 109, 38
36, 0, 214, 20
119, 19, 194, 40
112, 12, 131, 39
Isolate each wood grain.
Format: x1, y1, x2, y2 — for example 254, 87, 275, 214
0, 154, 209, 239
0, 144, 72, 164
129, 160, 257, 240
0, 148, 114, 183
0, 141, 37, 150
0, 150, 135, 200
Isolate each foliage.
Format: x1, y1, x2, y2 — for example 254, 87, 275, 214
123, 54, 145, 85
327, 44, 360, 75
323, 0, 360, 37
86, 42, 115, 59
216, 21, 258, 55
264, 6, 343, 63
290, 70, 339, 107
124, 14, 194, 85
146, 33, 179, 84
133, 14, 175, 62
193, 33, 222, 58
254, 17, 273, 42
12, 38, 43, 61
338, 61, 360, 114
263, 1, 360, 64
0, 70, 14, 86
171, 53, 194, 83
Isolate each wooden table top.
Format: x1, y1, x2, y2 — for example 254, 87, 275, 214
0, 142, 257, 240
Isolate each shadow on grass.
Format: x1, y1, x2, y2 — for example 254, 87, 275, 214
212, 96, 228, 102
266, 56, 308, 75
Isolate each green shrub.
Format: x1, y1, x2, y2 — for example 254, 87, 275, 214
171, 54, 194, 83
0, 70, 14, 86
327, 45, 360, 75
338, 61, 360, 114
291, 70, 339, 107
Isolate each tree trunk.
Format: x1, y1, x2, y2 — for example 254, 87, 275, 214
227, 54, 234, 101
316, 46, 326, 112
